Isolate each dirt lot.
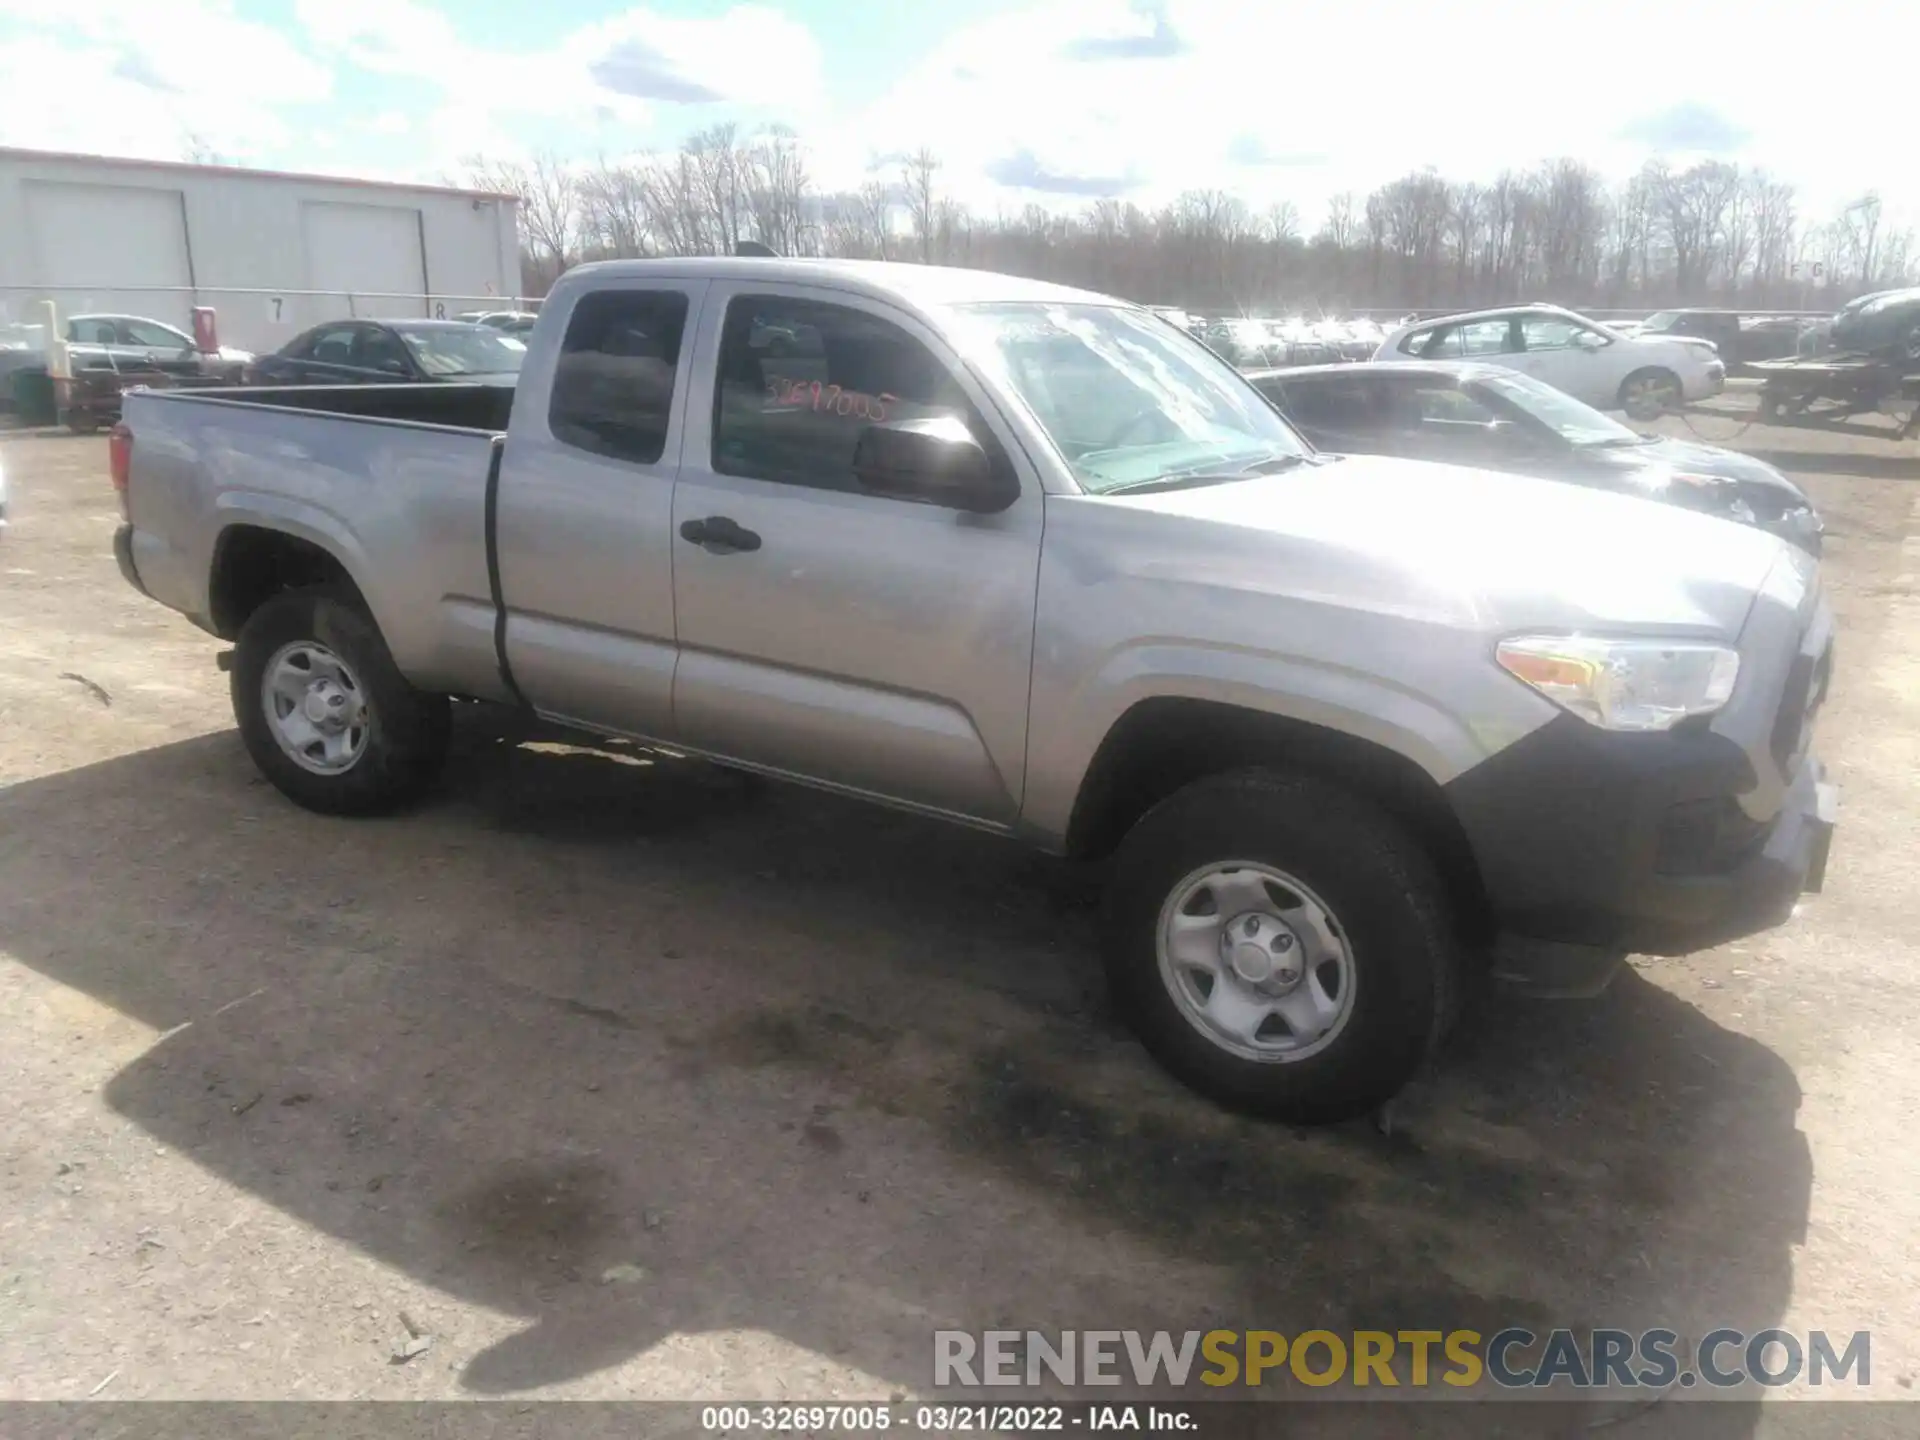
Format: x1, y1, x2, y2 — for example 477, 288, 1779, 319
1, 405, 1916, 1427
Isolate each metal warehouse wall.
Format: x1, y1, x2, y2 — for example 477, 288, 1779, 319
0, 149, 520, 354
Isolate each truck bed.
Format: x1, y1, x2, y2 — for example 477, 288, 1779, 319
118, 384, 516, 706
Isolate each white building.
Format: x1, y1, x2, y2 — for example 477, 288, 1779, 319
0, 148, 521, 354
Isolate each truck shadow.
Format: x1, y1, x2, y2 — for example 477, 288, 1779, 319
0, 716, 1808, 1427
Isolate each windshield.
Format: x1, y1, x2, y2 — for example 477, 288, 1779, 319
1475, 370, 1643, 447
947, 302, 1308, 492
396, 326, 527, 377
1639, 310, 1681, 332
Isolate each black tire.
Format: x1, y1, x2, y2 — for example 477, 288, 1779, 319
1617, 367, 1682, 421
1102, 770, 1457, 1124
232, 585, 450, 816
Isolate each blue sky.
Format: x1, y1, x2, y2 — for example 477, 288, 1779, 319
0, 0, 1909, 229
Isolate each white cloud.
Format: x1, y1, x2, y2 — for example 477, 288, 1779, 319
293, 0, 822, 150
0, 0, 331, 162
827, 0, 1915, 228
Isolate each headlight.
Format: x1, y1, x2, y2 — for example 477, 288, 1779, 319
1496, 635, 1740, 732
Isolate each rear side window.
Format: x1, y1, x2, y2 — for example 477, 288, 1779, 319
1399, 326, 1462, 359
1277, 376, 1390, 435
712, 295, 972, 493
549, 289, 691, 466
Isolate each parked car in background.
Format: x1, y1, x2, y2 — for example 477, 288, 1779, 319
249, 319, 526, 387
456, 310, 540, 337
1376, 304, 1725, 418
64, 314, 254, 383
2, 314, 250, 418
1249, 361, 1822, 554
1630, 309, 1804, 372
111, 256, 1836, 1124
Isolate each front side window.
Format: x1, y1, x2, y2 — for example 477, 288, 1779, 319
307, 327, 358, 365
948, 302, 1308, 492
1406, 383, 1497, 424
714, 296, 971, 493
549, 289, 691, 466
357, 328, 412, 375
1518, 315, 1587, 351
121, 320, 189, 349
1474, 370, 1642, 447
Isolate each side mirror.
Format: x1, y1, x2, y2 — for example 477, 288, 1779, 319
853, 415, 1017, 514
1571, 331, 1606, 351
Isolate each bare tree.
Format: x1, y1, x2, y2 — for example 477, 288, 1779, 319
742, 127, 813, 255
1317, 192, 1356, 250
1748, 171, 1797, 296
457, 136, 1906, 317
1532, 159, 1607, 295
1261, 200, 1301, 243
460, 152, 579, 287
1653, 160, 1739, 298
1720, 176, 1754, 298
900, 148, 944, 263
856, 179, 894, 261
1836, 193, 1884, 287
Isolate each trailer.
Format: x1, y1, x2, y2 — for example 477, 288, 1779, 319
1748, 352, 1920, 439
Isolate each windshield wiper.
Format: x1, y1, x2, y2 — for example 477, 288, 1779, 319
1102, 453, 1310, 496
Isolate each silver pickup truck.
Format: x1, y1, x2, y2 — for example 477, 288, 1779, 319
110, 258, 1837, 1123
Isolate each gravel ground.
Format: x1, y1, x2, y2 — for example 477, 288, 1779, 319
0, 401, 1916, 1431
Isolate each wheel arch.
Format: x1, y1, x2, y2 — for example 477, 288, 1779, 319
1064, 696, 1493, 943
208, 519, 373, 642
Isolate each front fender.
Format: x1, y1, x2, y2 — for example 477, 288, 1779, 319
1019, 639, 1545, 849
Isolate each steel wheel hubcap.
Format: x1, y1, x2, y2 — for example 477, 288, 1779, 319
1628, 376, 1677, 413
263, 641, 370, 775
1156, 862, 1356, 1063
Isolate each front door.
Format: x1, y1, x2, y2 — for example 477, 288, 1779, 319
1505, 312, 1615, 407
668, 285, 1043, 826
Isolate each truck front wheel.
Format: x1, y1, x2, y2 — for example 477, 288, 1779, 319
232, 585, 450, 815
1103, 770, 1457, 1124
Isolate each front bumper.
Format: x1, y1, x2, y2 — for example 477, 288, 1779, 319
1688, 362, 1728, 400
1445, 714, 1837, 997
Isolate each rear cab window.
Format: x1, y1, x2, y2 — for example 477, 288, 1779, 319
548, 289, 692, 465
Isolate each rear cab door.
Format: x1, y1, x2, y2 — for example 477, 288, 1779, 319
666, 280, 1044, 826
493, 277, 707, 738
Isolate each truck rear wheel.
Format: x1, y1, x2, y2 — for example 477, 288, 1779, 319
1102, 770, 1457, 1124
232, 585, 450, 815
